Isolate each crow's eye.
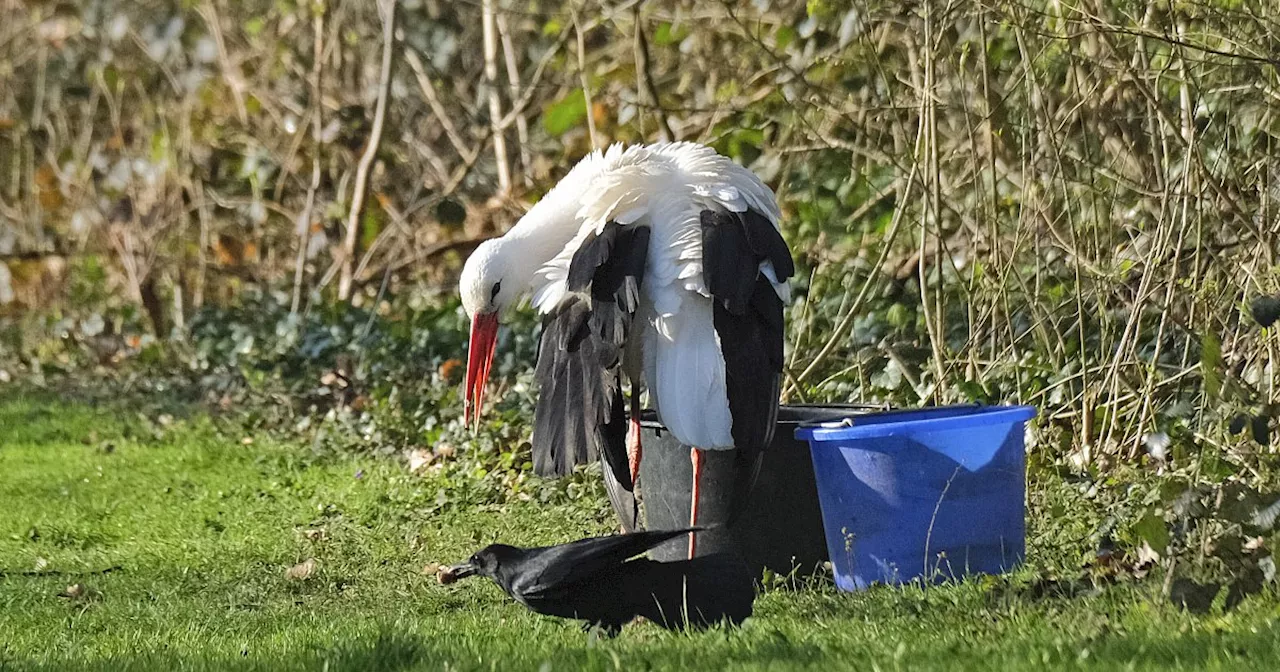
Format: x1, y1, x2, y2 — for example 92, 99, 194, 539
489, 281, 502, 303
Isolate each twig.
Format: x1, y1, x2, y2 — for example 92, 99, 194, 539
192, 180, 211, 309
292, 2, 326, 315
923, 466, 962, 585
403, 49, 471, 158
1004, 4, 1280, 69
352, 192, 412, 283
918, 0, 947, 399
0, 565, 123, 578
572, 9, 599, 149
494, 23, 575, 132
495, 10, 533, 185
374, 237, 492, 278
482, 0, 512, 193
317, 133, 489, 296
197, 1, 249, 125
632, 5, 673, 141
443, 130, 493, 194
337, 0, 397, 301
31, 41, 46, 129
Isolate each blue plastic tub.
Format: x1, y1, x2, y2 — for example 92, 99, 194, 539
794, 405, 1035, 591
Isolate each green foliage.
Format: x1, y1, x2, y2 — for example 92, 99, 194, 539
653, 22, 690, 47
3, 0, 1278, 472
542, 89, 588, 137
1201, 332, 1222, 401
179, 291, 553, 492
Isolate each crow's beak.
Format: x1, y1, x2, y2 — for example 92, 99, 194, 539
464, 311, 500, 429
447, 561, 478, 580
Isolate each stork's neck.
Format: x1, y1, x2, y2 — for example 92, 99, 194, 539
500, 188, 584, 289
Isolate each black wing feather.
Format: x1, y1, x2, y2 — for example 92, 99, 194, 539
741, 209, 795, 281
599, 383, 640, 531
699, 210, 755, 314
700, 208, 792, 517
481, 530, 751, 633
532, 223, 650, 494
510, 528, 693, 600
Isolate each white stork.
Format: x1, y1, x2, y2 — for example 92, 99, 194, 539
459, 142, 793, 558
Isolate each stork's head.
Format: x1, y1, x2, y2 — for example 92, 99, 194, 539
460, 238, 526, 317
458, 238, 524, 428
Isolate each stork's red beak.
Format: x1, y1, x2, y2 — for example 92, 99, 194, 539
464, 311, 500, 429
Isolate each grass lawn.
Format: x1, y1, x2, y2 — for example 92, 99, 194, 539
1, 390, 1278, 671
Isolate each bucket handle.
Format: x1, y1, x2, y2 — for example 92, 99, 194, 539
795, 402, 985, 429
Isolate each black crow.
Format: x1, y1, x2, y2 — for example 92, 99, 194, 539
440, 528, 754, 635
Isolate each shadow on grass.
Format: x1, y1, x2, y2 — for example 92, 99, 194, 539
4, 614, 1278, 672
3, 626, 820, 672
8, 631, 429, 672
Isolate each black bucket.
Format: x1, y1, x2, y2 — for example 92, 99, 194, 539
635, 404, 887, 579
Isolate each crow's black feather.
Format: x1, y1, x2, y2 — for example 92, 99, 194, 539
450, 529, 754, 634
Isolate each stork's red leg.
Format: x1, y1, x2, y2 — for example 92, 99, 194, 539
627, 419, 642, 486
627, 388, 642, 486
688, 447, 704, 559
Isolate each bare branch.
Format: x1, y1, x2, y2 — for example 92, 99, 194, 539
496, 10, 533, 185
404, 48, 471, 158
196, 1, 249, 125
338, 0, 397, 301
572, 8, 599, 149
632, 5, 673, 142
293, 2, 326, 315
482, 0, 512, 194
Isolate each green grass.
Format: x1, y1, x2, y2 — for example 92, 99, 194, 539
1, 391, 1278, 671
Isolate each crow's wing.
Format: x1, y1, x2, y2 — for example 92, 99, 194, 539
625, 552, 756, 630
507, 528, 692, 601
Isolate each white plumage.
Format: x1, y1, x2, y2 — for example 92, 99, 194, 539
459, 141, 793, 551
522, 142, 786, 449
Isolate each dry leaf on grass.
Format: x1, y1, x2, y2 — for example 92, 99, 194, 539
58, 583, 102, 601
406, 449, 434, 473
285, 558, 317, 580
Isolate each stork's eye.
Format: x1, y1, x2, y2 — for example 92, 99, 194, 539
490, 281, 502, 302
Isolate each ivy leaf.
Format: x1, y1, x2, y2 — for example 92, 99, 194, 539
542, 89, 587, 137
654, 22, 690, 46
1131, 508, 1170, 555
